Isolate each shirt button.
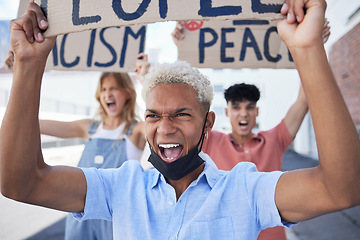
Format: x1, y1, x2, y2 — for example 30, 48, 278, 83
168, 200, 174, 206
170, 237, 176, 240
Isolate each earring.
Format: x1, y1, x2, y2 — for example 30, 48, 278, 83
205, 131, 209, 139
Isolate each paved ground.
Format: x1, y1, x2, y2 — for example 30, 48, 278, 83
1, 148, 359, 239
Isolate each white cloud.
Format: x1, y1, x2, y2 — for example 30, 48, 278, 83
0, 0, 19, 20
146, 21, 178, 64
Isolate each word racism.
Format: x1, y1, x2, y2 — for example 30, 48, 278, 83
46, 25, 146, 72
177, 20, 294, 69
35, 0, 284, 37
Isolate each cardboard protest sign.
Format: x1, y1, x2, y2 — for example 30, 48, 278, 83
34, 0, 284, 37
46, 25, 146, 72
17, 0, 28, 18
177, 20, 295, 69
18, 0, 146, 72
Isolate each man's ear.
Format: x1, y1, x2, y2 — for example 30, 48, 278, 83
256, 107, 259, 117
205, 111, 215, 132
225, 107, 228, 117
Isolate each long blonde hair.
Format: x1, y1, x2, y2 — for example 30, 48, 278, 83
95, 72, 138, 134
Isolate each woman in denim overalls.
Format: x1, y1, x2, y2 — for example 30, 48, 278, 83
39, 55, 149, 239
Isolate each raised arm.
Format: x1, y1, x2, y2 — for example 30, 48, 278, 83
283, 18, 330, 139
0, 2, 86, 213
275, 0, 360, 222
171, 21, 185, 46
4, 50, 14, 72
135, 52, 150, 84
40, 119, 91, 139
283, 84, 308, 139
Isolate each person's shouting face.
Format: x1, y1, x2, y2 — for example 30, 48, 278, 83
145, 83, 213, 163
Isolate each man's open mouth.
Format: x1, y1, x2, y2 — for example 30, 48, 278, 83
158, 143, 183, 162
239, 120, 248, 127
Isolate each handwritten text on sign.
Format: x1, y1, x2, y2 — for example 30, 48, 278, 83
34, 0, 284, 37
177, 20, 294, 69
46, 25, 146, 72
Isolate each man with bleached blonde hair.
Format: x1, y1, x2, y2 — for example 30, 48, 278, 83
1, 1, 360, 239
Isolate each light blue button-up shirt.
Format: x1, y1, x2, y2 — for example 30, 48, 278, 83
74, 152, 287, 239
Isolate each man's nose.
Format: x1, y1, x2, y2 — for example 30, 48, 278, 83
239, 108, 248, 117
157, 116, 177, 135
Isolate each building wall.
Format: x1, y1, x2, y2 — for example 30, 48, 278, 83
329, 23, 360, 126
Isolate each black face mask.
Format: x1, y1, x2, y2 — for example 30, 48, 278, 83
147, 112, 208, 181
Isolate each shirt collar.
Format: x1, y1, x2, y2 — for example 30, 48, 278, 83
229, 132, 261, 145
193, 152, 221, 188
150, 151, 221, 189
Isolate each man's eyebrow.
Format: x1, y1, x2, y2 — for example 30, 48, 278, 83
145, 109, 157, 114
175, 108, 192, 113
145, 108, 192, 114
231, 101, 256, 106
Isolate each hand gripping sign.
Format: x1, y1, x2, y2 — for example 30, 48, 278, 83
18, 0, 146, 72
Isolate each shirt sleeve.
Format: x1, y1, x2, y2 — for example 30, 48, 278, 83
271, 119, 293, 153
73, 160, 146, 222
281, 119, 293, 148
239, 163, 295, 230
72, 167, 118, 221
